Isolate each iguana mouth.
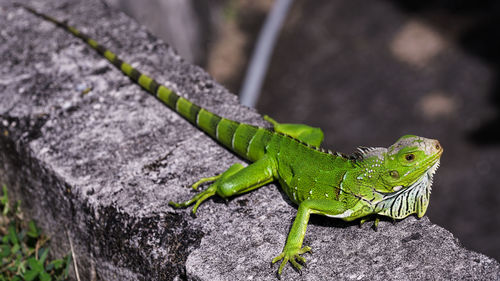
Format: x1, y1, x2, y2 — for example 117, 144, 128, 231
427, 158, 441, 177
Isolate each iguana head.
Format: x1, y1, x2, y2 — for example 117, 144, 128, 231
357, 135, 443, 219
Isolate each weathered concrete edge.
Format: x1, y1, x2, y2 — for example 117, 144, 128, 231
0, 1, 499, 280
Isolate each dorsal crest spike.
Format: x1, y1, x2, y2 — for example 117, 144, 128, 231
357, 147, 387, 160
357, 146, 377, 153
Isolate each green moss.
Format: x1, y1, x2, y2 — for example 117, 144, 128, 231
0, 185, 72, 280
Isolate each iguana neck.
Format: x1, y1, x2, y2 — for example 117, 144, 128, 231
373, 160, 439, 219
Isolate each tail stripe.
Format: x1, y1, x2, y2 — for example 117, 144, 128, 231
129, 69, 141, 82
103, 50, 116, 62
216, 118, 239, 149
110, 57, 124, 69
120, 62, 133, 77
95, 44, 107, 55
157, 86, 179, 109
138, 74, 153, 90
188, 102, 202, 123
67, 26, 80, 35
232, 124, 259, 158
87, 38, 99, 49
149, 80, 160, 95
196, 109, 222, 138
176, 97, 201, 124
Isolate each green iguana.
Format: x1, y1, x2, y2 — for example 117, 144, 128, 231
21, 5, 443, 276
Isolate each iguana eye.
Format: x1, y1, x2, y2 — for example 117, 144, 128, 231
405, 154, 415, 162
389, 170, 399, 178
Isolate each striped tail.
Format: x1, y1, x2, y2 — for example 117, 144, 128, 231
21, 5, 272, 162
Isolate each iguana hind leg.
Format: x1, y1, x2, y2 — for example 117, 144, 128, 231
264, 115, 324, 147
169, 155, 276, 214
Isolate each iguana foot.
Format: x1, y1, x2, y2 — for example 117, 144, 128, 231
272, 246, 311, 276
359, 216, 380, 231
168, 163, 245, 215
168, 183, 217, 215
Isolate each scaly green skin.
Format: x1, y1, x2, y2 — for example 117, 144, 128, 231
23, 6, 444, 277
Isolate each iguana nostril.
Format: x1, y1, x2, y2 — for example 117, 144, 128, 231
435, 141, 441, 151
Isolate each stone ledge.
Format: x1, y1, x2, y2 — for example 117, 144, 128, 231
0, 0, 499, 280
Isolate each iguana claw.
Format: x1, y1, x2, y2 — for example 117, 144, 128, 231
191, 175, 220, 191
272, 246, 311, 276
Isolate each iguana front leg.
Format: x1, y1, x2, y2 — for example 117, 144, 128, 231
169, 155, 276, 214
272, 199, 346, 276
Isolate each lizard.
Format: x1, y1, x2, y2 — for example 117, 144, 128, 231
19, 5, 443, 276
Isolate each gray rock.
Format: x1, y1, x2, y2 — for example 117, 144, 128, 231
0, 0, 498, 280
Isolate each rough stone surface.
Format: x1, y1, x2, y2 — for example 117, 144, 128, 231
0, 0, 499, 280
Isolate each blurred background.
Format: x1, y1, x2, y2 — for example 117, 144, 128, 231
103, 0, 500, 261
